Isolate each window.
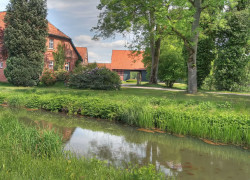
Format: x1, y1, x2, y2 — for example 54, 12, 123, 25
0, 62, 3, 69
49, 39, 54, 49
65, 62, 70, 71
48, 61, 54, 70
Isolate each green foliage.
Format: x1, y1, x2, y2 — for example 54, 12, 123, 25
54, 69, 69, 82
52, 43, 66, 71
4, 56, 43, 86
197, 38, 215, 88
158, 38, 186, 88
73, 63, 98, 74
130, 72, 138, 79
75, 58, 82, 68
201, 72, 216, 91
214, 8, 250, 91
0, 111, 163, 179
1, 84, 249, 147
41, 70, 57, 86
69, 67, 121, 90
4, 0, 48, 86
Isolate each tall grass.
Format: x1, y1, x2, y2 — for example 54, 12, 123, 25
0, 85, 249, 147
0, 111, 163, 179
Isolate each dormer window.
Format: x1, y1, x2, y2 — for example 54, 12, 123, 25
65, 62, 70, 71
49, 39, 54, 49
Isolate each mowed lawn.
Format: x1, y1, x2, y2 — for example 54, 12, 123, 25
0, 82, 249, 113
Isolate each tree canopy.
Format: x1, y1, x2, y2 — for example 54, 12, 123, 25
4, 0, 48, 86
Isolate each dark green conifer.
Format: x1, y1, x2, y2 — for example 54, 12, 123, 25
4, 0, 48, 86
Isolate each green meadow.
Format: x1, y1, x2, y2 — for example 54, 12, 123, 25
0, 82, 249, 147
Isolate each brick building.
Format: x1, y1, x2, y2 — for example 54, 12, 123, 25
0, 11, 87, 82
94, 50, 147, 81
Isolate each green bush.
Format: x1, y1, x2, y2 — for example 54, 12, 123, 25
69, 67, 121, 90
73, 63, 98, 74
54, 69, 69, 82
40, 70, 57, 86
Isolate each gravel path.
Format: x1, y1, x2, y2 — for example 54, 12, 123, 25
122, 84, 250, 96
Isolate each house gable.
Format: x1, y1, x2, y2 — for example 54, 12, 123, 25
111, 50, 145, 70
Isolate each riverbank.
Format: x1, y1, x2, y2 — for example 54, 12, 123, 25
0, 110, 163, 179
0, 83, 249, 147
1, 107, 250, 179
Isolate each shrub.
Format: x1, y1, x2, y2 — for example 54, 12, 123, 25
69, 67, 121, 90
73, 63, 98, 74
54, 69, 69, 82
41, 70, 57, 86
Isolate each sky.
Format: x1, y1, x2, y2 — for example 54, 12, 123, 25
0, 0, 129, 63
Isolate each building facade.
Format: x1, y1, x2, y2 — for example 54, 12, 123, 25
94, 50, 147, 81
0, 12, 87, 82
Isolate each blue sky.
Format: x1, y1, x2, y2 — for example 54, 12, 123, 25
0, 0, 129, 63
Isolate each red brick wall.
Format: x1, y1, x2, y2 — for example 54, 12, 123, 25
44, 37, 78, 72
0, 61, 7, 82
0, 27, 7, 82
113, 69, 124, 81
0, 36, 79, 82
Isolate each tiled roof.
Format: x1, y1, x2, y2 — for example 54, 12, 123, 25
76, 47, 88, 63
0, 12, 6, 29
111, 50, 145, 70
48, 22, 70, 39
0, 12, 70, 39
96, 63, 111, 69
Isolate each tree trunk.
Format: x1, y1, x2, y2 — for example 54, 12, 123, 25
149, 37, 161, 84
187, 0, 202, 94
187, 52, 198, 93
137, 71, 142, 85
149, 9, 156, 84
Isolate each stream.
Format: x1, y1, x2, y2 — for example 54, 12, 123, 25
2, 107, 249, 179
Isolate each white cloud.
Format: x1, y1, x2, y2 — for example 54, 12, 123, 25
88, 51, 100, 60
47, 0, 100, 19
74, 35, 127, 49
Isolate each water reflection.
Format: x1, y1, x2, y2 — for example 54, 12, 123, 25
20, 117, 76, 142
4, 108, 250, 180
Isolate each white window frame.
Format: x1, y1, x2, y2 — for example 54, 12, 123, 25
48, 61, 54, 70
65, 62, 70, 71
0, 62, 3, 69
49, 39, 54, 49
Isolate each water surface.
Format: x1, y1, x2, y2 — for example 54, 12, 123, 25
2, 107, 249, 180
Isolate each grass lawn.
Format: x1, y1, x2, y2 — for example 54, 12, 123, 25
0, 82, 249, 147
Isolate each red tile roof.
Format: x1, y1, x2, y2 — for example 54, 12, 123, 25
48, 22, 70, 39
96, 63, 111, 69
0, 12, 70, 39
111, 50, 145, 70
0, 12, 6, 29
76, 47, 88, 64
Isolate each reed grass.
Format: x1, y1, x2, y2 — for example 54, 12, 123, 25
0, 83, 249, 147
0, 111, 163, 179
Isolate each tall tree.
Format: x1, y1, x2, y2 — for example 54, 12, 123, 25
92, 0, 167, 84
165, 0, 228, 93
4, 0, 47, 86
214, 2, 250, 91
